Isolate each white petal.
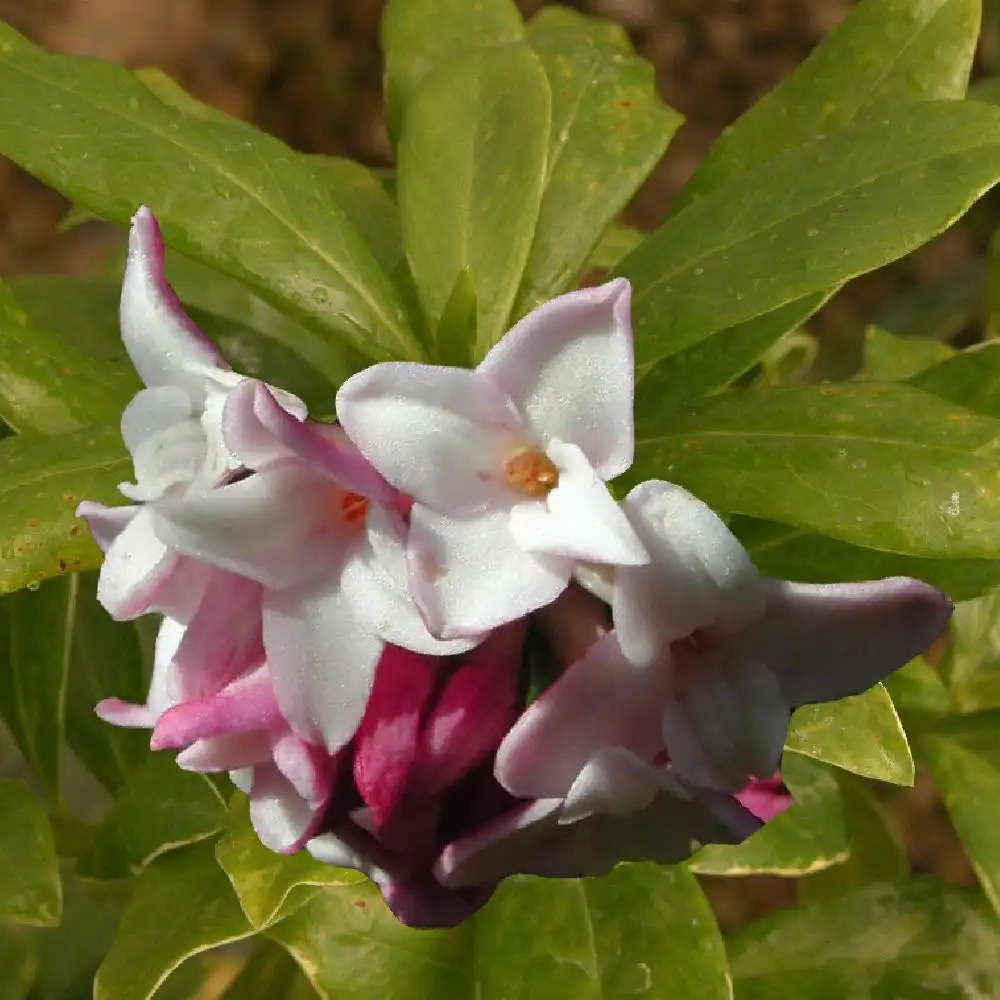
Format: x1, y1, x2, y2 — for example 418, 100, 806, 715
121, 207, 229, 395
76, 502, 138, 553
176, 731, 273, 771
336, 362, 524, 515
615, 480, 763, 667
152, 462, 349, 590
96, 508, 177, 620
477, 279, 634, 479
508, 440, 648, 565
408, 505, 571, 638
149, 616, 185, 718
496, 632, 668, 800
661, 651, 789, 792
249, 762, 323, 854
263, 573, 383, 753
342, 504, 481, 654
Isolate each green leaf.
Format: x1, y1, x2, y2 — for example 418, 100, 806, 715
786, 684, 913, 785
884, 657, 954, 717
510, 8, 681, 315
875, 259, 986, 340
691, 754, 848, 877
617, 101, 1000, 371
859, 326, 955, 382
629, 383, 1000, 560
0, 23, 420, 367
798, 771, 907, 902
218, 940, 316, 1000
586, 223, 645, 270
398, 43, 550, 359
942, 591, 1000, 710
0, 926, 35, 1000
0, 576, 75, 800
216, 793, 363, 929
728, 878, 1000, 999
0, 423, 129, 596
916, 709, 1000, 770
910, 341, 1000, 419
0, 781, 61, 926
94, 842, 254, 1000
922, 735, 1000, 916
635, 0, 981, 400
734, 517, 1000, 603
0, 281, 133, 434
269, 864, 732, 1000
65, 572, 150, 792
78, 753, 227, 879
381, 0, 524, 144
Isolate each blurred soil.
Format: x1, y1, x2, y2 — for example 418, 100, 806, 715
0, 0, 984, 930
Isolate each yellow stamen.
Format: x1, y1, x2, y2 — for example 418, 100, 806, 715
504, 449, 559, 498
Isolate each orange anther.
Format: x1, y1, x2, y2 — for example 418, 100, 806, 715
504, 449, 559, 498
339, 492, 368, 524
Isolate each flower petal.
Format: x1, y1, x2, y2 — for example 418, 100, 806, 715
743, 578, 954, 708
152, 462, 348, 589
224, 380, 388, 501
477, 279, 634, 478
735, 775, 793, 822
336, 362, 523, 515
408, 506, 571, 637
176, 731, 274, 771
96, 508, 178, 620
76, 501, 137, 554
249, 762, 325, 855
661, 649, 789, 792
120, 207, 227, 394
560, 747, 678, 823
615, 480, 763, 667
496, 632, 668, 801
508, 440, 648, 565
263, 572, 383, 752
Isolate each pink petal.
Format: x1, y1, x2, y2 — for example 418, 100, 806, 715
661, 650, 789, 792
508, 441, 648, 565
176, 731, 274, 771
408, 506, 571, 637
120, 207, 227, 393
263, 572, 384, 752
224, 380, 391, 502
94, 699, 156, 729
747, 578, 953, 708
735, 775, 793, 823
336, 362, 524, 515
172, 572, 263, 701
614, 480, 763, 667
272, 732, 336, 805
152, 461, 352, 590
477, 279, 634, 479
378, 876, 495, 929
150, 663, 279, 750
249, 762, 325, 855
496, 632, 668, 801
96, 508, 178, 620
76, 501, 137, 554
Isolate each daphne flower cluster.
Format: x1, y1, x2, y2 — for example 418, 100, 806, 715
80, 207, 952, 928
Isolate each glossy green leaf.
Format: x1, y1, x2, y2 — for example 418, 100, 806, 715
0, 926, 35, 1000
216, 793, 363, 929
910, 341, 1000, 419
94, 842, 254, 1000
859, 326, 955, 382
0, 423, 128, 595
0, 23, 420, 367
691, 754, 848, 877
587, 223, 645, 270
875, 259, 986, 340
798, 772, 907, 902
269, 864, 731, 1000
218, 939, 316, 1000
734, 517, 1000, 603
942, 591, 1000, 710
617, 101, 1000, 371
510, 8, 681, 315
635, 0, 981, 400
78, 753, 227, 879
381, 0, 524, 144
786, 684, 913, 785
0, 781, 61, 926
0, 576, 75, 800
65, 572, 150, 792
729, 878, 1000, 999
922, 735, 1000, 915
916, 709, 1000, 770
398, 43, 550, 359
629, 383, 1000, 560
0, 281, 132, 434
884, 657, 954, 718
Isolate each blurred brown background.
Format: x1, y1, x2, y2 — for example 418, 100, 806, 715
0, 0, 990, 930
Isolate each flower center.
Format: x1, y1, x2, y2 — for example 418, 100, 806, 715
339, 492, 369, 524
504, 448, 559, 498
